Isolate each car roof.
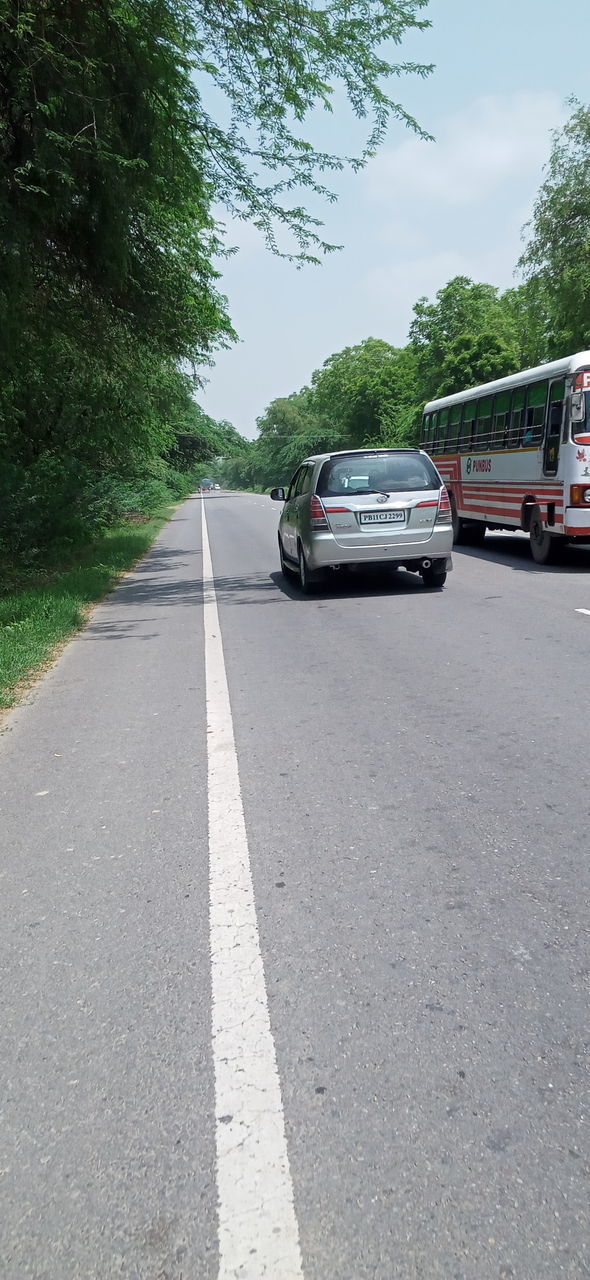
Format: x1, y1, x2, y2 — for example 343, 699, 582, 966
300, 447, 424, 465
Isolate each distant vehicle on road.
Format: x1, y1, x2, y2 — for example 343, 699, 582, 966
270, 448, 452, 593
421, 350, 590, 564
213, 483, 221, 490
200, 478, 215, 492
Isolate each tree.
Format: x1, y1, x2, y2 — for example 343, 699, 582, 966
253, 391, 338, 487
0, 2, 238, 556
519, 100, 590, 355
500, 280, 551, 370
0, 2, 234, 362
0, 0, 435, 550
183, 0, 433, 260
435, 332, 519, 397
310, 338, 407, 445
409, 276, 521, 401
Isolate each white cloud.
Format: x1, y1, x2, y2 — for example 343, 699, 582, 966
367, 91, 564, 209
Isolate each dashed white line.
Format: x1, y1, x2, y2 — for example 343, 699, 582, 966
575, 608, 590, 616
202, 499, 304, 1280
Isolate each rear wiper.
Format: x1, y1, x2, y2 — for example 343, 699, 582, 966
351, 488, 390, 497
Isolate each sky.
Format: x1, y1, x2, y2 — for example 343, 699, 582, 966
200, 0, 590, 439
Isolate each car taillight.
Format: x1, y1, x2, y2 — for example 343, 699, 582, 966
311, 494, 329, 529
436, 486, 451, 523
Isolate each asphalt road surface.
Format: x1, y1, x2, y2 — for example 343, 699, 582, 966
1, 491, 589, 1280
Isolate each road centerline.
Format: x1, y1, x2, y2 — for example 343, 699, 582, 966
201, 498, 304, 1280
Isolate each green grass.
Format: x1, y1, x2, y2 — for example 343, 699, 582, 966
0, 508, 176, 710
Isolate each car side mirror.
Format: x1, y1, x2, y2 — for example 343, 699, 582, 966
270, 487, 286, 501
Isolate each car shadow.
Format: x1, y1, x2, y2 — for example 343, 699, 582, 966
269, 566, 436, 602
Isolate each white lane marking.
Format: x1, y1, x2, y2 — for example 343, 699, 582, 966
202, 500, 304, 1280
575, 608, 590, 616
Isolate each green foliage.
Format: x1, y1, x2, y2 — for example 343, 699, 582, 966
409, 276, 521, 400
0, 0, 432, 566
0, 1, 254, 565
519, 100, 590, 355
310, 338, 415, 446
252, 392, 334, 487
500, 280, 551, 369
0, 1, 232, 361
435, 331, 519, 397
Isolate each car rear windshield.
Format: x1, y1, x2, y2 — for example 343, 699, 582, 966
317, 453, 439, 497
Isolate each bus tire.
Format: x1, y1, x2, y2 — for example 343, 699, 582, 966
463, 522, 486, 546
529, 506, 560, 565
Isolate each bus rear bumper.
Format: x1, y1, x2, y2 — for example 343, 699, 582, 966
565, 508, 590, 536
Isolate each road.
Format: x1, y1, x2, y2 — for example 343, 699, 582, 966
1, 490, 589, 1280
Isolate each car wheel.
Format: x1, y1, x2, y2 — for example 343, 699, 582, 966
529, 506, 560, 564
298, 543, 322, 593
421, 565, 447, 589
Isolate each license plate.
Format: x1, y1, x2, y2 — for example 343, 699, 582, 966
359, 510, 405, 525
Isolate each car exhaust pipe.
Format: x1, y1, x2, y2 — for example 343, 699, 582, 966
422, 559, 431, 570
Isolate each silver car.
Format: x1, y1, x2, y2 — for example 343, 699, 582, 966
270, 448, 453, 592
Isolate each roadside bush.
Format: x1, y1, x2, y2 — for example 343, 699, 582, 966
0, 455, 200, 577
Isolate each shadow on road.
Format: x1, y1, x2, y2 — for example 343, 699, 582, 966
215, 566, 437, 605
79, 543, 203, 642
81, 536, 447, 638
456, 532, 590, 574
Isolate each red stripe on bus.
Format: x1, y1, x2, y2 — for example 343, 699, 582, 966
463, 484, 563, 493
460, 504, 560, 519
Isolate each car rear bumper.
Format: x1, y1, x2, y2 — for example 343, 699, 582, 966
307, 527, 453, 570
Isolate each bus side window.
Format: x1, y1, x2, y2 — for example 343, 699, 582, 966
475, 396, 493, 449
493, 390, 511, 448
548, 379, 565, 433
428, 412, 438, 453
421, 412, 435, 452
545, 379, 565, 475
509, 386, 525, 447
523, 381, 548, 446
459, 401, 475, 451
436, 408, 449, 454
448, 404, 462, 452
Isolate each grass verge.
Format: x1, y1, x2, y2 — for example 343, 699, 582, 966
0, 506, 177, 711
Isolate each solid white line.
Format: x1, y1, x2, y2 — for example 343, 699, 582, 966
575, 608, 590, 616
202, 500, 304, 1280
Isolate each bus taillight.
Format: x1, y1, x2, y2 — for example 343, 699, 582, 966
570, 485, 590, 506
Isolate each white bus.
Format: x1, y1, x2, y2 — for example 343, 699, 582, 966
420, 351, 590, 564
